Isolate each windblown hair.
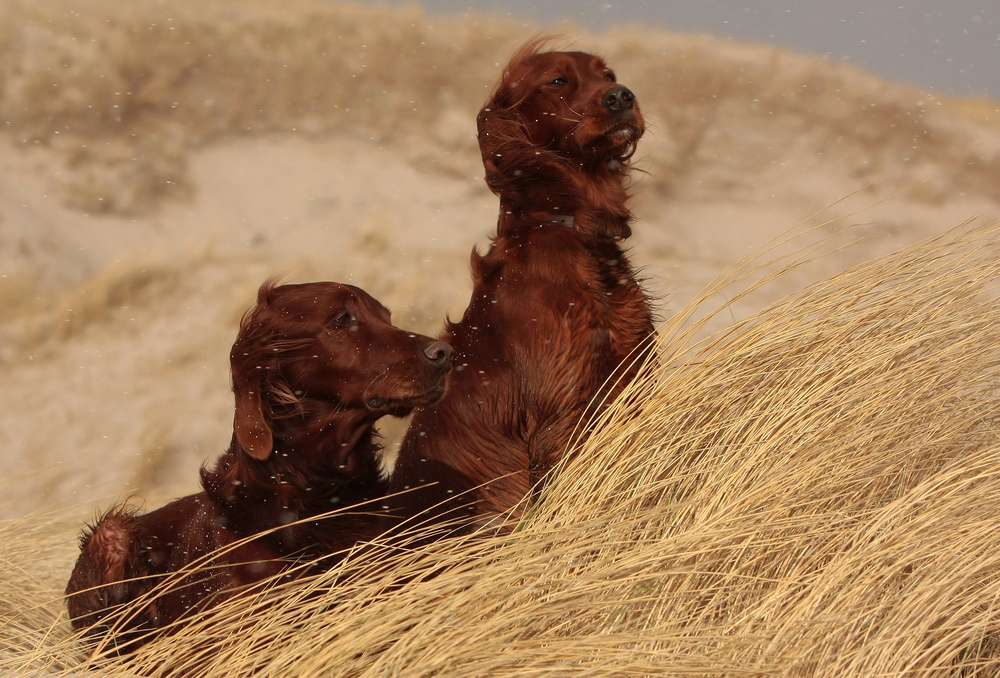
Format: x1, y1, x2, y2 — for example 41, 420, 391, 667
388, 40, 655, 533
65, 279, 453, 653
476, 37, 643, 238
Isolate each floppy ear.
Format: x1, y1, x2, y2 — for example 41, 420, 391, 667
232, 370, 273, 460
477, 108, 514, 198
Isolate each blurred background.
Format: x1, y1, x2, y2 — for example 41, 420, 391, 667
0, 0, 997, 520
374, 0, 1000, 98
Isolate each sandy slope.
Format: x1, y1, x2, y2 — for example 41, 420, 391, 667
0, 134, 487, 516
1, 131, 996, 522
1, 76, 999, 522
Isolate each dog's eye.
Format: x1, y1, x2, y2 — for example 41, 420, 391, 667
328, 310, 355, 328
548, 76, 569, 86
604, 71, 617, 82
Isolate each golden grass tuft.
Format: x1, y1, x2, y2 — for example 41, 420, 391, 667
3, 222, 998, 676
0, 512, 80, 664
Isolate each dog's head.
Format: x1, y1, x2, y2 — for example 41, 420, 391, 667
478, 41, 644, 171
230, 280, 453, 459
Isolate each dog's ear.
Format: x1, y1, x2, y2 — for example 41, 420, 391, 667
232, 367, 273, 461
477, 112, 507, 198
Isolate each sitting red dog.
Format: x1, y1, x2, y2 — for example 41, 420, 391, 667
65, 280, 453, 652
387, 40, 655, 534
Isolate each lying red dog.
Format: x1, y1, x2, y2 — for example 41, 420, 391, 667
65, 280, 453, 652
388, 40, 655, 532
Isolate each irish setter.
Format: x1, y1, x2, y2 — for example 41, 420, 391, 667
387, 40, 654, 533
65, 280, 453, 652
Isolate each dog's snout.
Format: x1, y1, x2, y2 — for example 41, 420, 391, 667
602, 85, 635, 113
423, 341, 455, 368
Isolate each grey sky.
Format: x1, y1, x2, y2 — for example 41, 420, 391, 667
370, 0, 999, 99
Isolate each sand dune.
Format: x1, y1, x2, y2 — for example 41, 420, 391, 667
0, 0, 997, 517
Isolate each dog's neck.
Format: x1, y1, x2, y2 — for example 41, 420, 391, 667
500, 196, 632, 240
270, 405, 382, 481
201, 404, 385, 540
492, 157, 634, 240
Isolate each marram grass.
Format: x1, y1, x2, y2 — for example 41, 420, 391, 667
4, 223, 1000, 677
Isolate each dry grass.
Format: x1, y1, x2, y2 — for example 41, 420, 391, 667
0, 251, 228, 363
2, 222, 997, 676
1, 0, 996, 214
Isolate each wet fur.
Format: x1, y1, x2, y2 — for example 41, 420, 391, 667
388, 40, 655, 533
66, 280, 453, 652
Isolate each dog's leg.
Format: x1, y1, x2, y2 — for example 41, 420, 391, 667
65, 509, 159, 653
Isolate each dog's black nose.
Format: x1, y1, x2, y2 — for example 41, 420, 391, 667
602, 86, 635, 112
423, 341, 454, 368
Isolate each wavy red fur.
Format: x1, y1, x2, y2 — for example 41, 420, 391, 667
388, 40, 655, 534
65, 280, 453, 653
